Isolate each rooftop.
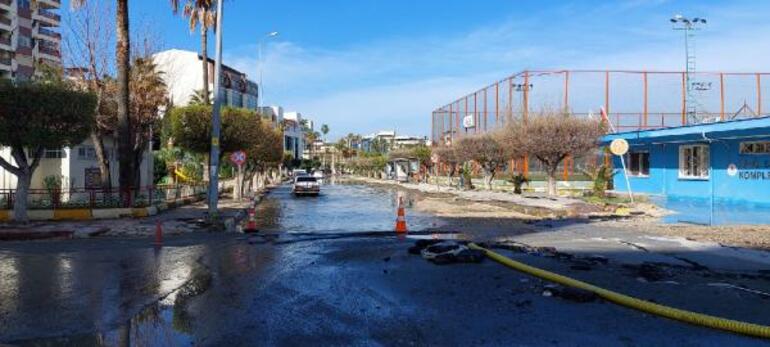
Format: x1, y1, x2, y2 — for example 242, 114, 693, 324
602, 116, 770, 143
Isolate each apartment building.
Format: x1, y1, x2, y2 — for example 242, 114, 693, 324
283, 112, 307, 160
0, 0, 61, 81
153, 49, 259, 110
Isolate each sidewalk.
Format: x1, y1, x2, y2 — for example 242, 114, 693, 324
345, 176, 577, 208
0, 191, 271, 240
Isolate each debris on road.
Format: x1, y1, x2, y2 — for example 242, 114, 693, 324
410, 240, 485, 265
542, 284, 598, 303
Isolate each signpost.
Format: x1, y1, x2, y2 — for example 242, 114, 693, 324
609, 138, 634, 202
230, 150, 247, 200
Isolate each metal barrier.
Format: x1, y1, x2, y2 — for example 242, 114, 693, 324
0, 184, 208, 210
431, 69, 770, 144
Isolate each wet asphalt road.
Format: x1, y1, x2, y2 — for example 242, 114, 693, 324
0, 182, 767, 346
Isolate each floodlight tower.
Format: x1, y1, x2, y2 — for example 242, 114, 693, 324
671, 15, 707, 122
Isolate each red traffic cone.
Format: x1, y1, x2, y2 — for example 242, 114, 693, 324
395, 197, 408, 233
244, 207, 258, 233
155, 220, 163, 247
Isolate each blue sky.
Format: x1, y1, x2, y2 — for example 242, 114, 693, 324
62, 0, 770, 140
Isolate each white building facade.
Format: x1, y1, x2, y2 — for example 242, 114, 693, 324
0, 137, 153, 191
153, 49, 259, 110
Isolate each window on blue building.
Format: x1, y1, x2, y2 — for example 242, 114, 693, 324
740, 141, 770, 155
626, 151, 649, 176
679, 144, 709, 179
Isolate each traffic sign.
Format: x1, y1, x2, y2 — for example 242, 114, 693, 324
609, 139, 629, 156
230, 150, 247, 166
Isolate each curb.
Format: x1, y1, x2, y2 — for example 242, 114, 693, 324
0, 196, 206, 222
0, 230, 74, 241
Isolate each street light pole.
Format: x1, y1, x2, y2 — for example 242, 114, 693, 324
671, 15, 707, 122
208, 0, 225, 219
258, 31, 279, 109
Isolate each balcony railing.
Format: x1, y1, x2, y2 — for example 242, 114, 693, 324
0, 36, 10, 46
0, 56, 11, 66
0, 16, 11, 26
38, 9, 61, 22
0, 0, 12, 7
37, 27, 61, 39
38, 46, 60, 57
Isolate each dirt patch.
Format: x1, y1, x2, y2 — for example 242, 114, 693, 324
414, 197, 540, 220
604, 220, 770, 251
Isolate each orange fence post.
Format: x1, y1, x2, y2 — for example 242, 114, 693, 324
495, 82, 499, 124
563, 70, 570, 110
523, 71, 530, 121
450, 103, 454, 142
474, 92, 478, 134
523, 155, 529, 178
604, 71, 610, 121
757, 73, 763, 116
483, 88, 488, 131
643, 72, 648, 128
508, 77, 513, 121
464, 96, 468, 135
681, 72, 687, 125
720, 73, 725, 121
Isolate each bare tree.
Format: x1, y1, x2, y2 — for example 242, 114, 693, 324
455, 133, 507, 190
64, 1, 115, 191
500, 109, 603, 195
433, 145, 460, 187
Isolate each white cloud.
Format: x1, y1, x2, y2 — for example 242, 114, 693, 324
224, 1, 770, 140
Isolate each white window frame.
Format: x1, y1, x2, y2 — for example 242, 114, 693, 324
78, 146, 99, 160
33, 148, 67, 159
739, 141, 770, 155
678, 144, 710, 180
625, 151, 650, 177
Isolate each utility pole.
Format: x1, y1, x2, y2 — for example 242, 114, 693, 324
258, 31, 279, 109
671, 15, 707, 123
208, 0, 224, 219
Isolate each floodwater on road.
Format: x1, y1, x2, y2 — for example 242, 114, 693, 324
255, 179, 442, 233
0, 182, 766, 346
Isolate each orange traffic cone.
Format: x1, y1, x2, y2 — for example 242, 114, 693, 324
395, 197, 408, 233
154, 220, 163, 247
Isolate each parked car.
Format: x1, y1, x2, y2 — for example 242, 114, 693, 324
292, 169, 308, 177
293, 176, 320, 196
312, 170, 325, 179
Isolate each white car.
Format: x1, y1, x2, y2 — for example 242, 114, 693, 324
293, 176, 320, 196
312, 170, 325, 179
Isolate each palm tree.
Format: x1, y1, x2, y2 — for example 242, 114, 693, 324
321, 124, 329, 142
172, 0, 216, 105
305, 131, 317, 160
70, 0, 183, 197
189, 89, 213, 105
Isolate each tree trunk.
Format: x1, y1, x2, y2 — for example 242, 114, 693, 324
91, 132, 111, 191
483, 166, 494, 190
13, 172, 31, 223
116, 0, 134, 197
201, 26, 210, 104
132, 149, 144, 192
4, 147, 42, 223
546, 169, 558, 196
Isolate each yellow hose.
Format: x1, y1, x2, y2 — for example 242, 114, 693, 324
468, 243, 770, 339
